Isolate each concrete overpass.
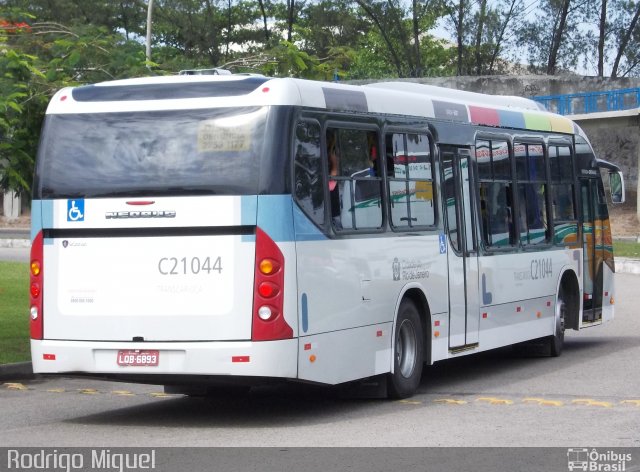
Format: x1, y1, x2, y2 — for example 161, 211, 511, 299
531, 88, 639, 211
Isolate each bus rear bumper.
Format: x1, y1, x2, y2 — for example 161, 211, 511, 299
30, 339, 298, 379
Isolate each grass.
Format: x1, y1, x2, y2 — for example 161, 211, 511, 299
613, 240, 640, 258
0, 261, 30, 364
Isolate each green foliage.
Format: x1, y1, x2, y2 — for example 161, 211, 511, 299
0, 261, 30, 364
0, 13, 150, 196
613, 240, 640, 258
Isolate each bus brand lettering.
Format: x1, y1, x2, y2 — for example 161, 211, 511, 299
105, 210, 176, 219
531, 258, 553, 280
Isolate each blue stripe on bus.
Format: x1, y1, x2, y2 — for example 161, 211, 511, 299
301, 293, 309, 333
243, 195, 326, 242
241, 196, 257, 243
256, 195, 295, 242
30, 200, 54, 241
497, 109, 526, 129
292, 204, 327, 241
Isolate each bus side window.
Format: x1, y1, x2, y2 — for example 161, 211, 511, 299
477, 138, 515, 248
293, 121, 324, 227
386, 132, 435, 229
549, 144, 577, 245
514, 142, 549, 246
334, 128, 382, 230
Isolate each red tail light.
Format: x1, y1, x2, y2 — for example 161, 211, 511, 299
30, 231, 44, 339
252, 227, 292, 341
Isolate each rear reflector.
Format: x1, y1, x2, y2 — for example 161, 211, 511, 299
30, 231, 44, 340
232, 356, 250, 363
43, 354, 56, 361
252, 227, 293, 341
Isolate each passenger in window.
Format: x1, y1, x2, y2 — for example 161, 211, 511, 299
367, 132, 379, 176
327, 129, 342, 229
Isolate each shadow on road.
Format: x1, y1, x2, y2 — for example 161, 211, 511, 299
61, 333, 639, 428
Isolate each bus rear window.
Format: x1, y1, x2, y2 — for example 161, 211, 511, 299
35, 107, 269, 198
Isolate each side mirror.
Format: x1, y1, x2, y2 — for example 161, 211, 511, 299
609, 171, 625, 204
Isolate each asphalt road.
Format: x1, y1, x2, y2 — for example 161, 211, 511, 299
2, 272, 639, 454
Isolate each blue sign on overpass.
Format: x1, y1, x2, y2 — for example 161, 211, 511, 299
532, 88, 640, 115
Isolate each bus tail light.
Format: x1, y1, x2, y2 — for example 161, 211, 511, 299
30, 231, 44, 340
252, 227, 292, 341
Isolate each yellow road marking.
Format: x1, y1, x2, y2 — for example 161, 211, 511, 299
522, 398, 563, 406
3, 383, 28, 390
149, 392, 174, 398
78, 388, 99, 395
571, 399, 612, 408
523, 397, 546, 404
111, 390, 135, 396
538, 400, 563, 407
476, 397, 513, 405
397, 399, 422, 405
621, 400, 640, 407
46, 388, 65, 393
433, 399, 467, 405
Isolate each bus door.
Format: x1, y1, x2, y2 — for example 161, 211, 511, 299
441, 147, 480, 349
580, 178, 605, 322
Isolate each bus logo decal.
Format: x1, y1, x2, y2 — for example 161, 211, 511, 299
392, 258, 401, 281
67, 199, 85, 222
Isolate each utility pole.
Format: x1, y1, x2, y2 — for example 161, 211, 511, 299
146, 0, 154, 65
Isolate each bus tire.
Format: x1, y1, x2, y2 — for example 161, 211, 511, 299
549, 284, 567, 357
387, 299, 424, 399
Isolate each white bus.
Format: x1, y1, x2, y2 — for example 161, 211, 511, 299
29, 74, 625, 398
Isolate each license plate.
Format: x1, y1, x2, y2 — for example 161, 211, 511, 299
117, 350, 159, 367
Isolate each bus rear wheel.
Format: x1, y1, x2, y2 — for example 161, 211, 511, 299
387, 299, 424, 399
549, 285, 567, 357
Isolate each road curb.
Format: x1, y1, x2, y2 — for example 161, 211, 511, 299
616, 257, 640, 275
0, 361, 35, 381
0, 238, 30, 248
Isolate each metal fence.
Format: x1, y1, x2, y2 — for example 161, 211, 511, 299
532, 88, 640, 115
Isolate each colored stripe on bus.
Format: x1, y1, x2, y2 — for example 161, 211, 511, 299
548, 115, 574, 134
523, 112, 551, 131
468, 106, 500, 126
497, 109, 526, 129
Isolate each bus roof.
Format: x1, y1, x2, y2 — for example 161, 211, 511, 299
46, 74, 576, 135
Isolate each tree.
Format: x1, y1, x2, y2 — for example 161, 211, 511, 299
0, 11, 149, 197
354, 0, 449, 78
611, 0, 640, 78
546, 0, 571, 74
517, 0, 590, 74
597, 0, 607, 77
0, 20, 42, 195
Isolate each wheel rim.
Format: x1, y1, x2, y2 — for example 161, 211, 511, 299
556, 291, 566, 338
396, 319, 417, 378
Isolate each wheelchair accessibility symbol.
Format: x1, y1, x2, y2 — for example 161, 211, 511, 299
439, 233, 447, 254
67, 199, 85, 222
